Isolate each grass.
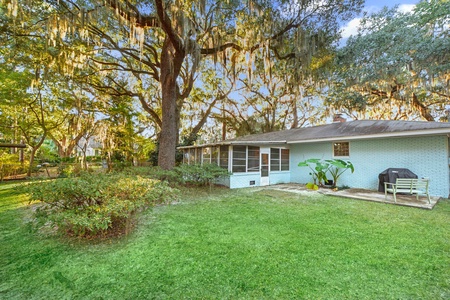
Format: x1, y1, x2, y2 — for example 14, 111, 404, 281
1, 182, 449, 299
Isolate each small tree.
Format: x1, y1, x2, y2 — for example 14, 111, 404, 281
325, 159, 354, 188
297, 158, 330, 186
298, 158, 355, 188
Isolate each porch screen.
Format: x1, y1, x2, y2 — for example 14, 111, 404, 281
219, 146, 229, 169
195, 147, 201, 163
232, 146, 246, 172
247, 146, 260, 172
270, 148, 280, 171
281, 149, 289, 171
189, 148, 196, 164
202, 147, 211, 164
211, 146, 219, 165
183, 149, 190, 164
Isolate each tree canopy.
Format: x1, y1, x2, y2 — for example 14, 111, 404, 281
1, 0, 363, 169
327, 0, 450, 121
2, 0, 448, 171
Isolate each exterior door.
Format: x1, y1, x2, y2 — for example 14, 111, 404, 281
261, 152, 269, 186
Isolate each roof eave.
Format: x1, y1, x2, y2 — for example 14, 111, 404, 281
177, 140, 287, 150
287, 128, 450, 144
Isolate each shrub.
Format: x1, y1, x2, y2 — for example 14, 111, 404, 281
121, 166, 183, 185
0, 153, 28, 180
174, 163, 230, 187
22, 173, 178, 237
57, 163, 83, 178
121, 164, 230, 187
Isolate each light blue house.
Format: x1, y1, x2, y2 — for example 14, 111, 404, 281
179, 120, 450, 198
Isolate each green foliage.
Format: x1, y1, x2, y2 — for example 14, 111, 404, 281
122, 164, 230, 187
57, 163, 83, 178
85, 155, 102, 162
2, 185, 450, 299
325, 159, 354, 188
0, 152, 28, 180
175, 163, 230, 187
121, 166, 183, 185
36, 140, 60, 163
328, 1, 450, 120
298, 158, 354, 187
298, 158, 330, 185
305, 182, 319, 190
22, 173, 177, 237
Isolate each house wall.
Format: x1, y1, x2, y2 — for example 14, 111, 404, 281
227, 145, 291, 189
269, 171, 291, 185
290, 135, 450, 197
229, 173, 261, 188
228, 171, 291, 189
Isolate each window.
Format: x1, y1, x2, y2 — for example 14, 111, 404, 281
219, 146, 229, 169
333, 142, 350, 157
183, 149, 189, 164
281, 149, 290, 171
189, 148, 196, 164
195, 147, 202, 163
270, 148, 280, 171
270, 148, 290, 171
232, 145, 247, 172
247, 146, 260, 172
211, 146, 219, 165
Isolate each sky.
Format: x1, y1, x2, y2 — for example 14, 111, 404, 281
340, 0, 420, 40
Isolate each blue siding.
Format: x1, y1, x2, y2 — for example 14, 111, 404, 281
228, 171, 290, 188
229, 173, 261, 189
269, 172, 291, 185
290, 136, 450, 197
215, 176, 230, 188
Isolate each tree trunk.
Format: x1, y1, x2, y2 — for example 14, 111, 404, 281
27, 136, 46, 177
158, 37, 184, 170
412, 93, 434, 121
27, 147, 37, 177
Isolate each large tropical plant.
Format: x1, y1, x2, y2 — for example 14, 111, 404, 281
325, 159, 354, 187
298, 158, 355, 188
297, 158, 330, 186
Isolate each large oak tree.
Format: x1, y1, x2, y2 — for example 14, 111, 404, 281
3, 0, 363, 169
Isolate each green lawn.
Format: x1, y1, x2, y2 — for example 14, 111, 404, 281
1, 183, 449, 299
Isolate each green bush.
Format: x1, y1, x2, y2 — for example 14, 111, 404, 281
121, 164, 230, 187
57, 163, 83, 178
120, 166, 183, 185
0, 152, 28, 180
22, 173, 178, 237
174, 163, 230, 186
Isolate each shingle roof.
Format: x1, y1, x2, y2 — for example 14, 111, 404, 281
223, 120, 450, 145
178, 120, 450, 149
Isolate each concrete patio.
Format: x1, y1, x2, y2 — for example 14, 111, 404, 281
263, 183, 442, 210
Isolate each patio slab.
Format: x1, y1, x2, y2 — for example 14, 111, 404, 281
263, 183, 442, 210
